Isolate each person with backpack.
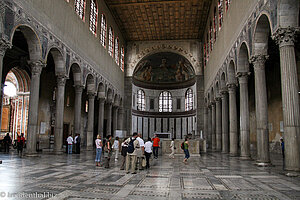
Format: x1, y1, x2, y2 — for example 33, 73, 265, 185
125, 132, 140, 174
104, 135, 112, 168
182, 136, 190, 164
120, 137, 128, 170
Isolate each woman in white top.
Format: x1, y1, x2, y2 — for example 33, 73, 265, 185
113, 137, 120, 161
144, 138, 153, 169
169, 138, 175, 159
95, 134, 102, 166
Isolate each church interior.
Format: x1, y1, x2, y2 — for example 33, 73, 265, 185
0, 0, 300, 199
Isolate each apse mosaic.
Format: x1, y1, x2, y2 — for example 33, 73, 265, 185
133, 52, 195, 84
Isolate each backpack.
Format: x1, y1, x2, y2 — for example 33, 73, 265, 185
127, 138, 136, 153
181, 142, 184, 150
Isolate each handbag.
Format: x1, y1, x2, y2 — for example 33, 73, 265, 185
142, 157, 147, 167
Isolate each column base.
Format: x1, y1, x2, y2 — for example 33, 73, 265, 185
53, 149, 64, 154
86, 146, 94, 151
221, 151, 229, 154
24, 153, 39, 157
285, 172, 300, 177
239, 155, 251, 160
229, 153, 238, 157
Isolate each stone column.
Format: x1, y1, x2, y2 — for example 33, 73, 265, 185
27, 61, 45, 154
0, 37, 11, 130
98, 97, 105, 139
107, 102, 112, 136
207, 105, 212, 150
237, 72, 251, 159
86, 93, 95, 150
204, 105, 208, 140
250, 55, 271, 165
54, 76, 66, 153
273, 27, 300, 171
74, 85, 83, 136
215, 98, 222, 151
117, 107, 124, 130
211, 102, 216, 151
228, 84, 238, 156
112, 106, 118, 135
221, 91, 229, 153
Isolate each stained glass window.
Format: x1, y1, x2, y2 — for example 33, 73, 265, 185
120, 46, 124, 71
185, 89, 193, 111
115, 38, 119, 65
100, 14, 107, 47
137, 90, 145, 111
108, 27, 114, 57
89, 0, 97, 35
159, 91, 172, 112
74, 0, 85, 20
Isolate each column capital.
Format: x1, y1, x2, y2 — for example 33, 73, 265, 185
88, 92, 96, 99
249, 54, 269, 68
57, 76, 66, 87
98, 97, 106, 103
236, 72, 250, 83
215, 97, 221, 103
227, 83, 236, 91
0, 36, 11, 57
74, 85, 84, 94
29, 60, 46, 76
272, 27, 299, 47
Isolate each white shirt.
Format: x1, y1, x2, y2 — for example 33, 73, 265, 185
170, 141, 174, 148
74, 136, 78, 144
95, 139, 102, 149
113, 140, 119, 149
67, 136, 73, 145
144, 141, 152, 153
136, 137, 145, 147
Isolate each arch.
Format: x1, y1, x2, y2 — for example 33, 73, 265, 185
220, 71, 226, 90
227, 59, 236, 84
237, 42, 250, 73
10, 24, 42, 61
253, 14, 272, 55
68, 63, 82, 86
85, 73, 95, 93
97, 82, 105, 98
46, 47, 65, 76
210, 87, 215, 103
215, 81, 220, 98
278, 0, 299, 27
107, 88, 113, 102
119, 98, 123, 107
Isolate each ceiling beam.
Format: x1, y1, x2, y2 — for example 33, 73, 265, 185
108, 0, 199, 7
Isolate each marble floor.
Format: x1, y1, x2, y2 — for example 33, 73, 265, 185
0, 151, 299, 200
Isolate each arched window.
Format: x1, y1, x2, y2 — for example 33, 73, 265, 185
225, 0, 231, 12
100, 14, 107, 47
120, 46, 124, 71
137, 90, 145, 111
89, 0, 98, 35
206, 33, 210, 57
115, 38, 119, 65
185, 89, 193, 111
74, 0, 85, 20
108, 27, 114, 57
203, 43, 206, 67
159, 91, 172, 112
218, 0, 223, 30
213, 7, 217, 42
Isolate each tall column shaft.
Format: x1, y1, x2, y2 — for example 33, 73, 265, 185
54, 76, 66, 152
237, 72, 251, 159
273, 28, 300, 171
207, 106, 212, 150
112, 106, 118, 135
250, 55, 270, 164
98, 98, 105, 139
74, 85, 83, 135
27, 61, 44, 154
204, 106, 208, 140
107, 103, 112, 136
215, 98, 222, 151
221, 91, 229, 153
117, 108, 124, 130
228, 84, 238, 156
211, 103, 216, 150
87, 93, 95, 150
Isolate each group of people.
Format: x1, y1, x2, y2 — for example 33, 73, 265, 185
2, 133, 25, 157
66, 133, 81, 154
94, 133, 191, 173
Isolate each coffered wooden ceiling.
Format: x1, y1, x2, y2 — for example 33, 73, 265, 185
104, 0, 211, 41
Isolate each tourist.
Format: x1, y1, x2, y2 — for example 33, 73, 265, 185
120, 137, 128, 170
152, 134, 160, 159
125, 132, 140, 174
75, 133, 81, 154
3, 133, 11, 153
144, 137, 153, 169
17, 133, 25, 157
95, 134, 103, 166
280, 137, 285, 169
66, 134, 73, 154
183, 136, 190, 164
113, 136, 120, 161
169, 138, 175, 159
136, 133, 145, 170
104, 135, 112, 168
